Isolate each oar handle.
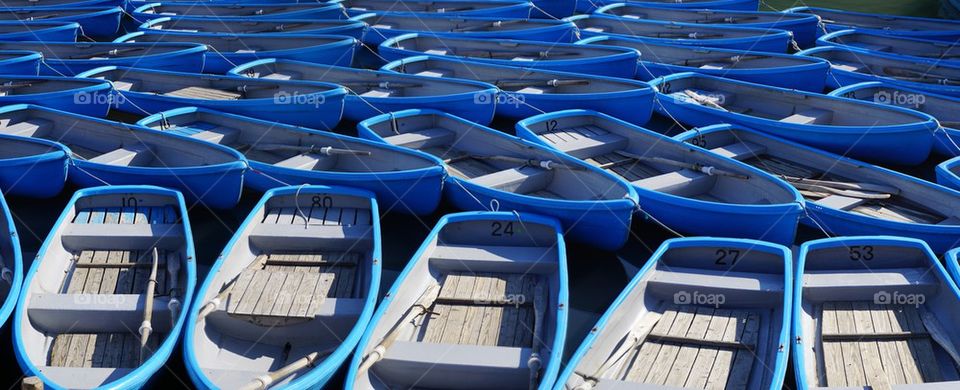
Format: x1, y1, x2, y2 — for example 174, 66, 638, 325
139, 248, 160, 364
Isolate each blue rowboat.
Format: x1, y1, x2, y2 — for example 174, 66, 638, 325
129, 2, 346, 21
332, 0, 532, 18
937, 156, 960, 192
829, 81, 960, 157
0, 21, 78, 42
0, 41, 206, 76
794, 236, 960, 389
379, 33, 638, 78
229, 58, 498, 125
0, 134, 68, 198
358, 109, 638, 250
348, 211, 568, 389
114, 32, 357, 74
355, 13, 576, 45
577, 0, 759, 16
651, 72, 937, 165
517, 109, 802, 244
0, 6, 121, 39
0, 104, 247, 208
558, 237, 790, 390
676, 124, 960, 253
380, 55, 656, 124
596, 3, 820, 47
577, 35, 829, 92
799, 46, 960, 98
566, 14, 792, 53
0, 191, 20, 330
0, 50, 41, 75
0, 76, 113, 118
186, 185, 381, 389
817, 30, 960, 64
139, 16, 367, 39
78, 66, 347, 129
14, 185, 195, 389
784, 6, 960, 42
137, 107, 444, 215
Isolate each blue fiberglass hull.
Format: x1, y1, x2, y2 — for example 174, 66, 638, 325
798, 46, 960, 98
0, 6, 122, 39
678, 125, 960, 253
651, 72, 937, 166
937, 156, 960, 192
379, 33, 638, 78
0, 51, 41, 75
595, 4, 819, 47
0, 190, 21, 329
14, 185, 195, 390
816, 30, 960, 66
829, 81, 960, 157
567, 14, 791, 53
3, 41, 208, 76
78, 66, 347, 130
0, 104, 247, 208
0, 76, 113, 118
0, 21, 78, 42
136, 106, 445, 215
185, 185, 381, 389
379, 55, 656, 124
558, 236, 790, 390
115, 32, 357, 74
229, 58, 498, 125
577, 0, 758, 13
784, 6, 960, 42
516, 109, 803, 245
358, 108, 639, 251
0, 134, 68, 198
577, 36, 828, 92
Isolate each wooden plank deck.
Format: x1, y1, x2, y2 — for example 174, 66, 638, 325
48, 333, 162, 368
608, 305, 761, 389
416, 272, 542, 349
818, 301, 956, 389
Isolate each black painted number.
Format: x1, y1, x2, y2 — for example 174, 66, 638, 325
849, 245, 874, 261
715, 248, 741, 266
312, 195, 333, 208
545, 119, 558, 132
121, 196, 138, 208
491, 221, 514, 237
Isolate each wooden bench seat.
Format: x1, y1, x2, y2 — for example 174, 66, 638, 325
609, 305, 761, 390
383, 127, 456, 149
537, 125, 629, 159
817, 302, 959, 388
74, 206, 178, 225
0, 118, 52, 137
780, 108, 834, 125
633, 169, 713, 197
87, 144, 152, 166
709, 141, 766, 161
470, 166, 552, 193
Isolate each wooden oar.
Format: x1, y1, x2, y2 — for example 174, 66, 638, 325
238, 348, 337, 390
572, 312, 663, 390
166, 251, 181, 328
139, 248, 160, 364
682, 89, 727, 111
69, 47, 142, 59
356, 283, 442, 376
882, 67, 960, 86
251, 144, 372, 156
338, 80, 422, 89
614, 150, 750, 179
673, 55, 765, 67
696, 16, 760, 23
939, 121, 960, 128
654, 32, 724, 39
447, 154, 586, 171
450, 19, 524, 32
494, 78, 589, 88
457, 49, 577, 59
778, 175, 899, 197
0, 82, 32, 91
527, 278, 548, 390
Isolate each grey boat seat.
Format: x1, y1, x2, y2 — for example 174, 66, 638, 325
383, 127, 456, 149
538, 125, 629, 158
0, 118, 52, 137
32, 367, 135, 389
803, 267, 940, 297
87, 144, 153, 166
260, 70, 302, 80
780, 108, 833, 125
272, 152, 336, 170
633, 169, 713, 197
829, 59, 867, 73
110, 78, 141, 91
709, 141, 767, 161
374, 341, 535, 389
171, 122, 241, 145
471, 166, 552, 193
430, 244, 559, 273
647, 267, 783, 298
